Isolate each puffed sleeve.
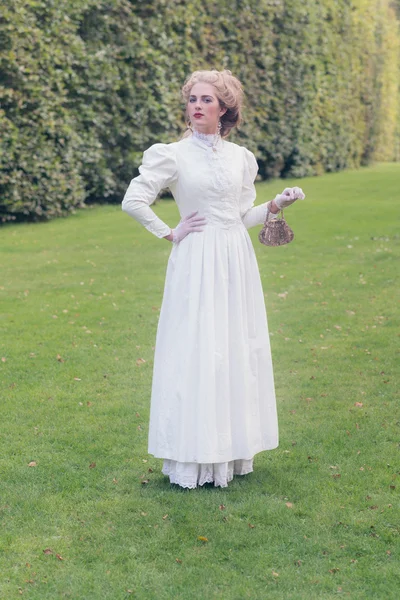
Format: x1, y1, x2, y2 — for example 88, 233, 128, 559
240, 147, 269, 229
122, 143, 178, 238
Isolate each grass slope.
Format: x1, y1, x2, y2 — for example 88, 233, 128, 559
0, 162, 399, 599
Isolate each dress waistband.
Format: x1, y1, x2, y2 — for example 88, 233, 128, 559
202, 217, 244, 229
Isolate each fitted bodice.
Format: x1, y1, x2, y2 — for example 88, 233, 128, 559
121, 134, 262, 238
169, 135, 248, 227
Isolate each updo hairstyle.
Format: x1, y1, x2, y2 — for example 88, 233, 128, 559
181, 69, 244, 138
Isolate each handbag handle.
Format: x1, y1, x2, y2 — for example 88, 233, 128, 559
266, 205, 284, 222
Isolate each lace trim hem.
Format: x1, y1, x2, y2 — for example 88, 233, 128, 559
162, 458, 254, 489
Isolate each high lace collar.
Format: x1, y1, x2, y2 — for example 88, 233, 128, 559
191, 129, 222, 150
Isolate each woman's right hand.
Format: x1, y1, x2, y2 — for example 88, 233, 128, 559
171, 211, 207, 244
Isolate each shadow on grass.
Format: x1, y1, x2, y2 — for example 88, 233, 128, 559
144, 461, 285, 497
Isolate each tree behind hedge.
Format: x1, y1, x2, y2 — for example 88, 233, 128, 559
0, 0, 399, 222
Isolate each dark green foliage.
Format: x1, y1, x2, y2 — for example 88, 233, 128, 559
0, 0, 399, 221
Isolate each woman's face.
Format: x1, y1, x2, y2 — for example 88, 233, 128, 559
187, 82, 226, 135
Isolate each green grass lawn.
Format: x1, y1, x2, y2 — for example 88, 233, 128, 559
0, 162, 399, 599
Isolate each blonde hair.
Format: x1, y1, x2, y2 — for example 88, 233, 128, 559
181, 69, 244, 138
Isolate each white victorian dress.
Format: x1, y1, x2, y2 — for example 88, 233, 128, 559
122, 131, 279, 488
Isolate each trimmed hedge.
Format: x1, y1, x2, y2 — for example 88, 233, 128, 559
0, 0, 399, 221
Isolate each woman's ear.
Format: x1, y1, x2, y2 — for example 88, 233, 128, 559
219, 107, 227, 117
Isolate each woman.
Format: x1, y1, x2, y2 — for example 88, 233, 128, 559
122, 69, 304, 488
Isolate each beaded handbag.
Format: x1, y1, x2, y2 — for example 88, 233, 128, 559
258, 209, 294, 246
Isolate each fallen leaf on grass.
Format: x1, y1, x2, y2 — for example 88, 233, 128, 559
329, 568, 340, 574
197, 536, 208, 542
354, 402, 363, 407
43, 548, 53, 555
248, 523, 255, 529
272, 571, 279, 577
332, 474, 341, 479
369, 505, 378, 510
141, 479, 149, 485
219, 504, 226, 510
162, 514, 168, 520
28, 461, 37, 467
176, 558, 182, 564
56, 354, 64, 362
56, 554, 63, 561
74, 377, 81, 381
286, 502, 293, 509
136, 358, 146, 366
89, 462, 96, 469
1, 357, 6, 362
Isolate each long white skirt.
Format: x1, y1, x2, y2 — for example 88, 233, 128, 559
148, 224, 279, 487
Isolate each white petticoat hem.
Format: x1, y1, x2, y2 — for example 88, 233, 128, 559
162, 458, 254, 489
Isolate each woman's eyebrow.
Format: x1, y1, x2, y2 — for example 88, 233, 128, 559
189, 94, 215, 99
